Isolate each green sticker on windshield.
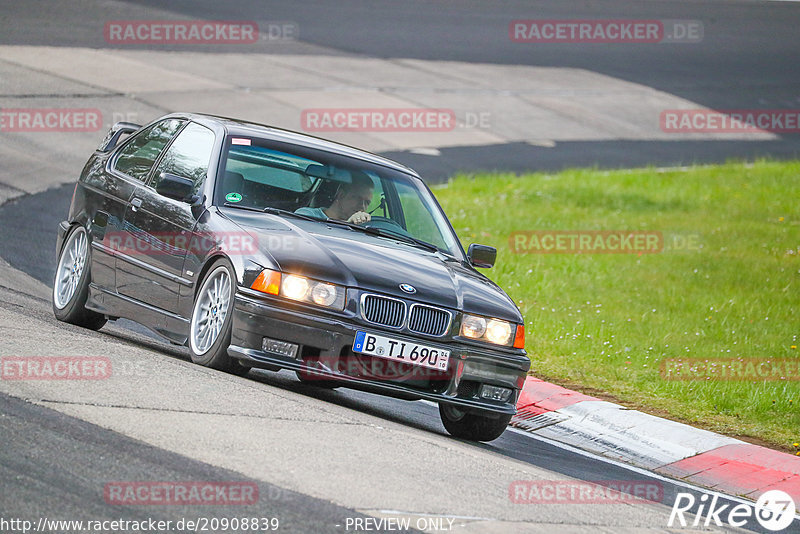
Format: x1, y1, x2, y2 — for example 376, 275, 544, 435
225, 192, 242, 203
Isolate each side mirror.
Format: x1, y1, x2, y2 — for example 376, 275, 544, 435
467, 244, 496, 268
155, 172, 194, 202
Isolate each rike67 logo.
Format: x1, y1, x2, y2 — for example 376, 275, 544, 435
669, 490, 796, 531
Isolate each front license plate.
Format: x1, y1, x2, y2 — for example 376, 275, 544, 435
353, 331, 450, 371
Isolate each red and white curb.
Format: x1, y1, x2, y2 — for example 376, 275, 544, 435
513, 376, 800, 503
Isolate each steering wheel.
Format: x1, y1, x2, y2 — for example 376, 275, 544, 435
363, 216, 409, 235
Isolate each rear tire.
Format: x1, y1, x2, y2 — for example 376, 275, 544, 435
439, 403, 512, 442
52, 225, 107, 330
188, 259, 240, 373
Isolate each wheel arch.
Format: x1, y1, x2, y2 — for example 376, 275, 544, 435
192, 252, 240, 300
56, 215, 92, 259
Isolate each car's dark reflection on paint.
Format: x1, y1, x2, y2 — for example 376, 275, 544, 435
53, 113, 529, 441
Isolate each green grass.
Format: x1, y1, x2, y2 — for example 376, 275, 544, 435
433, 160, 800, 452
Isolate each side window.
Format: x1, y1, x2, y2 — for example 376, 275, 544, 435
113, 119, 184, 181
152, 122, 216, 194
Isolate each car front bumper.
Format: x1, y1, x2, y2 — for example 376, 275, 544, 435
228, 289, 531, 416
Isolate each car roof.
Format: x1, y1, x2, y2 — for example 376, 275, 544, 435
166, 112, 422, 180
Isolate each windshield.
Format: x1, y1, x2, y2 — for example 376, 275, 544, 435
216, 135, 462, 257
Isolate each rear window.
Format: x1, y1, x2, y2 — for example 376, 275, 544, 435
113, 119, 184, 181
226, 145, 315, 193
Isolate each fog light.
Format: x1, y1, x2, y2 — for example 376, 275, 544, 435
262, 337, 298, 358
479, 384, 512, 402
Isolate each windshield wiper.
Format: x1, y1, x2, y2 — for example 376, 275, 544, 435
222, 202, 262, 212
223, 202, 325, 222
223, 203, 323, 223
261, 206, 320, 222
370, 227, 441, 253
323, 220, 440, 253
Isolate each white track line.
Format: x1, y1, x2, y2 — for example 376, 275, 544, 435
506, 424, 800, 522
421, 399, 800, 521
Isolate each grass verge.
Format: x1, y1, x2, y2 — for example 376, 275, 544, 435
434, 160, 799, 453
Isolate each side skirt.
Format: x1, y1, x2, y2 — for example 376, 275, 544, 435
86, 283, 189, 345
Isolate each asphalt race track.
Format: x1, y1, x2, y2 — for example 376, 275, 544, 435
1, 1, 799, 533
2, 0, 800, 179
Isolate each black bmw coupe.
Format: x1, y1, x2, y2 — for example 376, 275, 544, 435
53, 113, 530, 441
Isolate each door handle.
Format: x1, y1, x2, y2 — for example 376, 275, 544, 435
131, 197, 142, 212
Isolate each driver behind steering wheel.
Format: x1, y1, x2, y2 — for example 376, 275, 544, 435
296, 171, 374, 225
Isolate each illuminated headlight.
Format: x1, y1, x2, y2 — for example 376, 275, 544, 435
251, 270, 346, 310
282, 275, 310, 300
460, 314, 516, 346
485, 319, 512, 345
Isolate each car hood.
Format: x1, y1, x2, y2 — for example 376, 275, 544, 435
220, 208, 522, 322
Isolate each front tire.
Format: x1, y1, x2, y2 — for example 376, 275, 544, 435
439, 403, 512, 442
52, 225, 107, 330
188, 259, 241, 374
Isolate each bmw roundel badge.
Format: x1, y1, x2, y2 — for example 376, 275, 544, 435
399, 283, 417, 294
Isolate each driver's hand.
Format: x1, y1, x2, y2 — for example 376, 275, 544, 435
347, 211, 371, 225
